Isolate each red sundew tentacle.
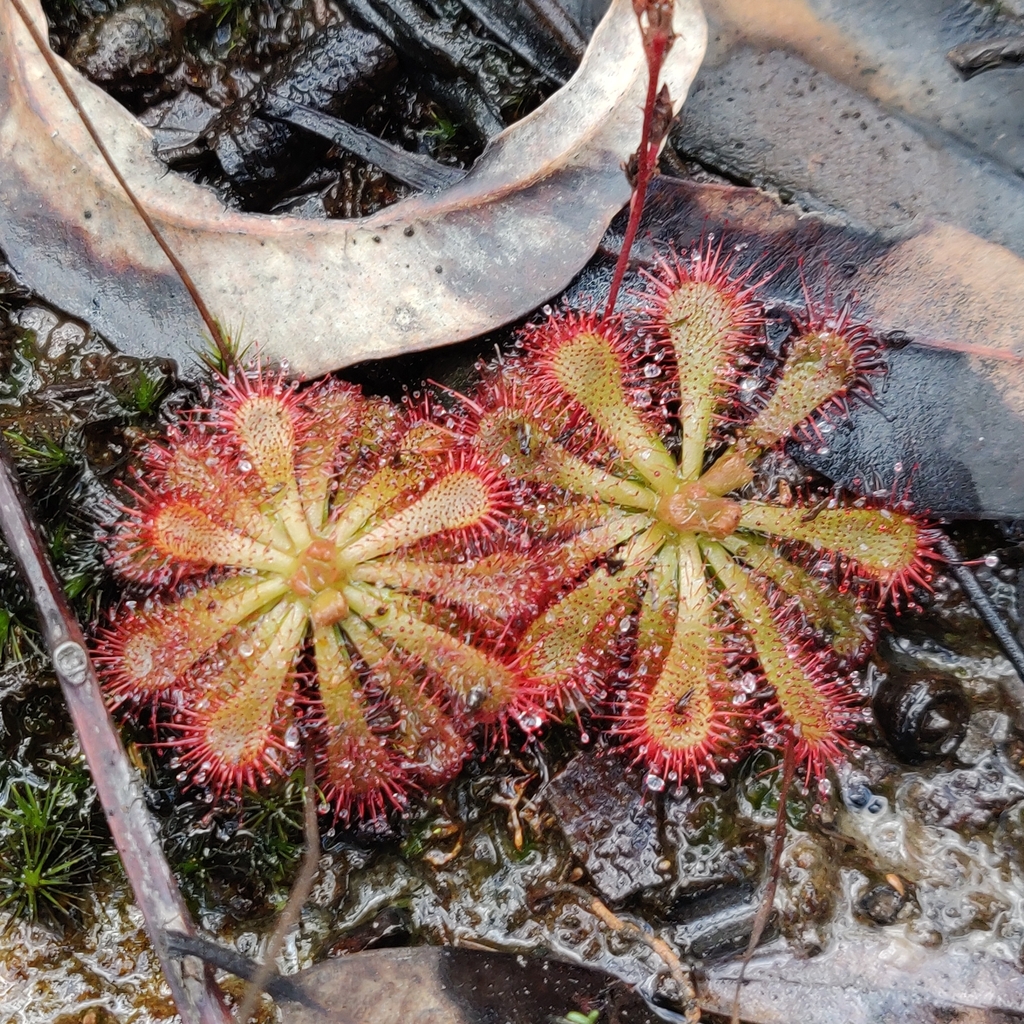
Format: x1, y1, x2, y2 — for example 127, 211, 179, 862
209, 369, 312, 549
465, 358, 595, 459
518, 563, 641, 715
326, 428, 458, 549
169, 597, 309, 794
640, 238, 768, 480
473, 400, 657, 514
341, 616, 471, 784
346, 586, 527, 722
546, 510, 655, 579
516, 524, 666, 714
736, 502, 936, 601
311, 622, 410, 820
94, 574, 290, 703
122, 492, 296, 577
464, 363, 657, 553
741, 302, 883, 451
340, 454, 512, 564
719, 532, 878, 665
520, 310, 677, 490
156, 438, 282, 547
314, 723, 410, 822
291, 379, 371, 533
352, 548, 554, 627
615, 535, 741, 786
703, 541, 862, 780
108, 464, 287, 589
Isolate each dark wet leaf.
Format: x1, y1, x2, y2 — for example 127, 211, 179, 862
273, 946, 665, 1024
545, 751, 666, 902
631, 178, 1024, 519
677, 0, 1024, 257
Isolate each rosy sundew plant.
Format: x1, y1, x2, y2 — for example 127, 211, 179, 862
93, 247, 939, 818
93, 371, 535, 819
470, 243, 939, 787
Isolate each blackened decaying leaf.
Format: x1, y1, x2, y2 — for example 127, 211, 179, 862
0, 0, 706, 376
544, 752, 666, 902
270, 946, 665, 1024
604, 178, 1024, 519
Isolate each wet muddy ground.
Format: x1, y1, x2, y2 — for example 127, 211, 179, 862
3, 1, 1024, 1022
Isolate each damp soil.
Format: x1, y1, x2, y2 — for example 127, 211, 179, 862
4, 1, 1024, 1022
37, 0, 573, 217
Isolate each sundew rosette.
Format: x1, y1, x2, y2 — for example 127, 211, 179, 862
471, 242, 938, 785
94, 371, 533, 819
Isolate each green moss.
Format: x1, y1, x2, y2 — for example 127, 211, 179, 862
0, 773, 100, 928
160, 771, 307, 917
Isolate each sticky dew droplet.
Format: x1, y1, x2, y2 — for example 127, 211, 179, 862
644, 772, 666, 793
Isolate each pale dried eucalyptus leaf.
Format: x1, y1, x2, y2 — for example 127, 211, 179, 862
699, 935, 1024, 1024
0, 0, 707, 376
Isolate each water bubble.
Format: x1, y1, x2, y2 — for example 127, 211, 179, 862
643, 364, 661, 378
284, 725, 301, 749
984, 554, 1000, 568
238, 642, 255, 658
238, 459, 252, 473
580, 731, 590, 744
519, 712, 544, 732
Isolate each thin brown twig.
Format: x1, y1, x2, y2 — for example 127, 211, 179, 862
7, 0, 232, 368
730, 737, 797, 1024
535, 882, 700, 1022
235, 757, 321, 1024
